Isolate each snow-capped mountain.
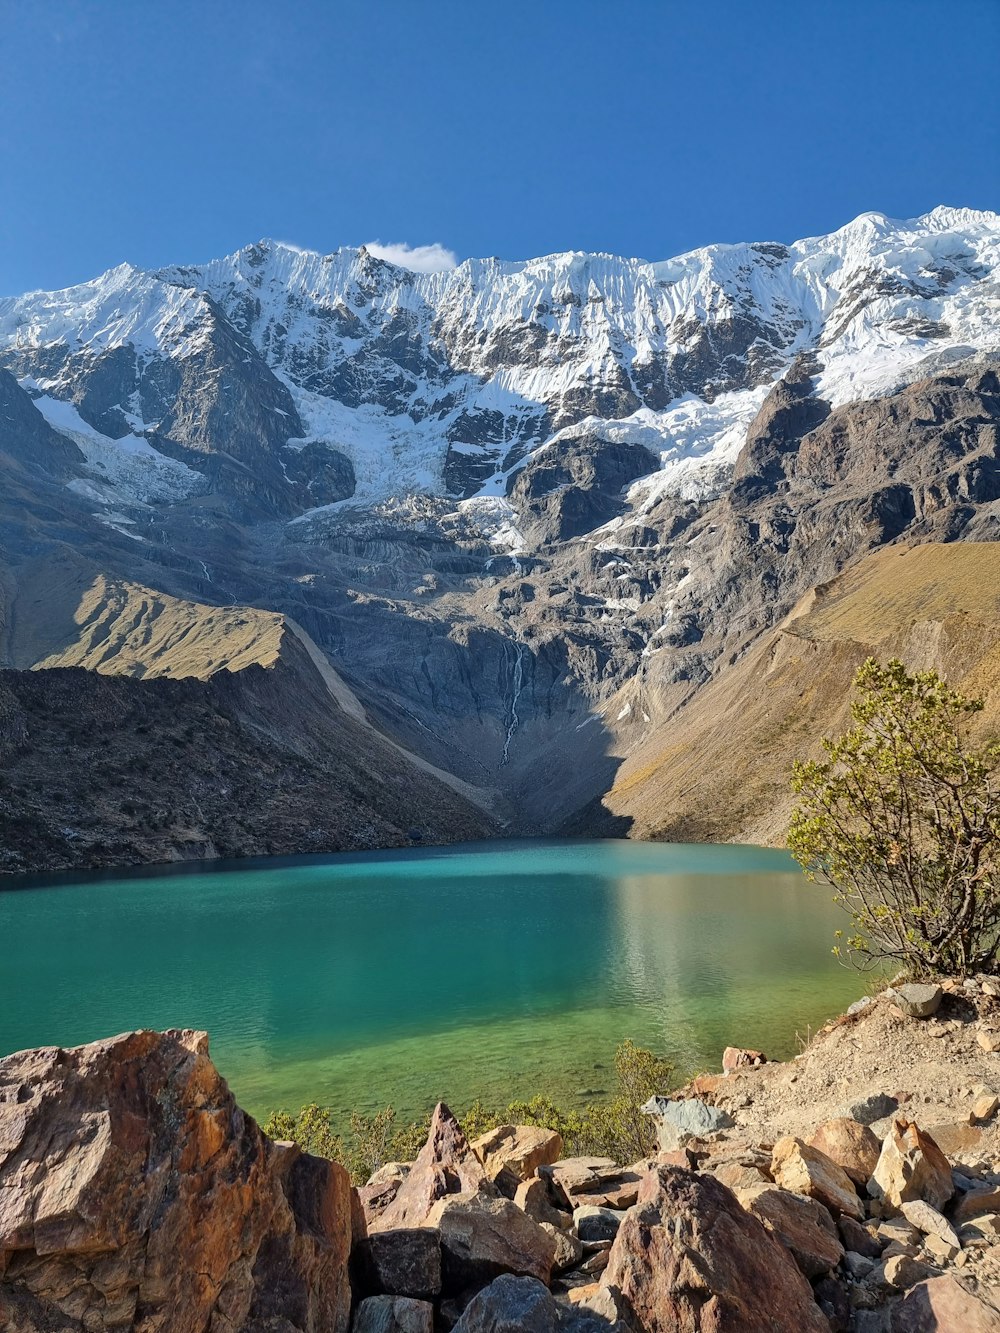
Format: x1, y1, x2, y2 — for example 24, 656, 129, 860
1, 206, 997, 541
2, 206, 1000, 853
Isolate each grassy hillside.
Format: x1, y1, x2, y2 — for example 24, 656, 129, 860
595, 543, 1000, 846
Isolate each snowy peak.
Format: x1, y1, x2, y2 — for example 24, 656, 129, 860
0, 207, 997, 527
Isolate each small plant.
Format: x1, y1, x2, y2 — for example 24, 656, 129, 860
262, 1040, 676, 1181
789, 658, 1000, 978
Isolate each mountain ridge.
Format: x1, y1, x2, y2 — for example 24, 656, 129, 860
0, 206, 998, 868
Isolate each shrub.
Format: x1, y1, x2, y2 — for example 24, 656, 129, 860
788, 657, 1000, 978
263, 1040, 675, 1182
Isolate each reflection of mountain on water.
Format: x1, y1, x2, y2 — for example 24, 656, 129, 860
606, 870, 857, 1069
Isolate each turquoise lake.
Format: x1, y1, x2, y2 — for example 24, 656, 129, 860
0, 840, 864, 1124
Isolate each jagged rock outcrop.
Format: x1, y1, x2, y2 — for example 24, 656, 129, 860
0, 1029, 353, 1332
368, 1104, 494, 1233
597, 1166, 829, 1332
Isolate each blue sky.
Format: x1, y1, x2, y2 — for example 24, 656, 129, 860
1, 0, 997, 294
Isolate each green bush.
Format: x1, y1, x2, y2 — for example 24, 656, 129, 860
263, 1040, 674, 1183
789, 657, 1000, 978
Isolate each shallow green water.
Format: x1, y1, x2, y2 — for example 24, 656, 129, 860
0, 840, 863, 1122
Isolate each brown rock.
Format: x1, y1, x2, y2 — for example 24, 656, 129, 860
599, 1166, 828, 1332
868, 1119, 954, 1212
352, 1294, 434, 1333
470, 1124, 563, 1195
808, 1118, 881, 1187
0, 1030, 353, 1333
351, 1228, 442, 1299
711, 1162, 770, 1190
839, 1213, 885, 1258
977, 1031, 1000, 1054
737, 1184, 843, 1278
884, 1253, 937, 1290
925, 1120, 984, 1156
771, 1136, 864, 1219
953, 1186, 1000, 1225
512, 1176, 571, 1230
425, 1191, 556, 1292
359, 1163, 411, 1228
540, 1222, 583, 1274
890, 1275, 1000, 1331
722, 1047, 767, 1073
972, 1094, 1000, 1123
540, 1157, 645, 1210
900, 1199, 961, 1250
369, 1103, 494, 1232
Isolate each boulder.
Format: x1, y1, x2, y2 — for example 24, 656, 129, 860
737, 1184, 844, 1278
953, 1186, 1000, 1225
470, 1124, 563, 1194
599, 1166, 829, 1332
640, 1096, 734, 1150
844, 1093, 900, 1125
971, 1093, 1000, 1122
451, 1274, 625, 1332
899, 1199, 961, 1250
884, 1253, 937, 1290
0, 1030, 353, 1333
771, 1136, 865, 1219
711, 1161, 770, 1190
540, 1222, 584, 1274
572, 1205, 625, 1243
352, 1295, 434, 1333
868, 1119, 954, 1212
425, 1191, 556, 1292
351, 1228, 442, 1299
369, 1103, 494, 1232
890, 1275, 1000, 1331
808, 1117, 881, 1186
838, 1213, 885, 1258
540, 1158, 645, 1210
888, 984, 943, 1018
359, 1163, 411, 1228
722, 1046, 767, 1073
512, 1177, 571, 1230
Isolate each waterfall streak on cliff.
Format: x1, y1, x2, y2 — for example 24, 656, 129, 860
500, 642, 525, 767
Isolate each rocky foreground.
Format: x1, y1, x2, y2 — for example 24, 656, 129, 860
3, 988, 1000, 1332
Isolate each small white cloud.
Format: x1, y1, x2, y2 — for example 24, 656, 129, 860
363, 241, 458, 274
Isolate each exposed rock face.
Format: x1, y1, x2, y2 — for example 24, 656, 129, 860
890, 1275, 1000, 1332
599, 1166, 828, 1332
736, 1184, 844, 1278
369, 1104, 494, 1233
770, 1136, 865, 1220
424, 1193, 556, 1292
808, 1118, 882, 1187
351, 1228, 442, 1300
451, 1274, 622, 1332
540, 1159, 645, 1211
470, 1124, 564, 1195
0, 1030, 353, 1333
868, 1120, 954, 1212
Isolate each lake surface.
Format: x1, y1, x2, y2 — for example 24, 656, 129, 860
0, 840, 863, 1123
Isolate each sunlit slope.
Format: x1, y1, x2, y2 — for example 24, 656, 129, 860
28, 573, 287, 679
600, 543, 1000, 846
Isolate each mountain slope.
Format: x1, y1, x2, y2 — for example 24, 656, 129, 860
587, 543, 1000, 846
0, 208, 998, 866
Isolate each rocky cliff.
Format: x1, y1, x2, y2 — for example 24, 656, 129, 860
1, 208, 999, 864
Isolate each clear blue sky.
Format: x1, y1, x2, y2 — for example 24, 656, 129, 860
2, 0, 997, 294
